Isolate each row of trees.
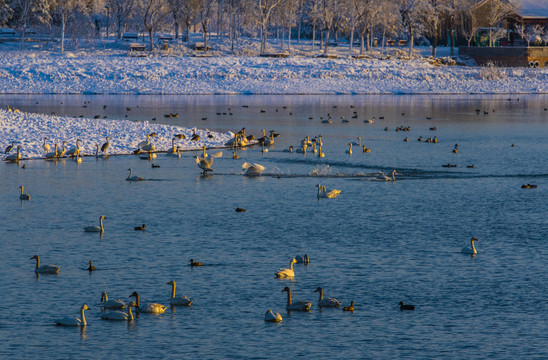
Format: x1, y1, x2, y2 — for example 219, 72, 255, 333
0, 0, 530, 56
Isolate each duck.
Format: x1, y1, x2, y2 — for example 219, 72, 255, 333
19, 185, 31, 200
30, 255, 60, 274
345, 143, 353, 155
129, 291, 167, 314
314, 287, 341, 308
295, 254, 309, 264
264, 309, 283, 322
87, 260, 96, 272
101, 301, 136, 321
461, 236, 478, 255
101, 136, 111, 154
343, 301, 355, 311
316, 184, 341, 199
281, 287, 311, 311
398, 302, 415, 311
194, 155, 215, 175
101, 291, 126, 309
275, 258, 297, 278
135, 224, 146, 231
5, 145, 21, 161
42, 137, 51, 152
191, 128, 200, 141
55, 304, 90, 326
4, 141, 16, 154
189, 259, 203, 267
242, 162, 265, 176
126, 168, 144, 181
166, 280, 193, 306
67, 139, 81, 157
83, 215, 106, 233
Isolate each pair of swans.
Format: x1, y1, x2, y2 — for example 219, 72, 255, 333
126, 168, 144, 181
30, 255, 60, 274
84, 215, 106, 233
55, 304, 90, 326
281, 287, 311, 311
130, 291, 167, 314
242, 162, 265, 176
275, 258, 297, 278
316, 184, 341, 199
19, 185, 30, 200
167, 146, 181, 158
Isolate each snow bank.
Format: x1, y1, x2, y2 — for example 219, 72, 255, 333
0, 108, 234, 160
0, 51, 546, 95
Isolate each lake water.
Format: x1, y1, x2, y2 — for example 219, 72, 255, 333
1, 94, 547, 359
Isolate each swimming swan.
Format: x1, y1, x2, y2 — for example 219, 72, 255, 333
295, 254, 309, 264
30, 255, 60, 274
461, 236, 478, 255
5, 145, 21, 161
314, 287, 341, 308
242, 162, 265, 176
316, 184, 341, 199
275, 258, 297, 278
377, 170, 397, 181
166, 280, 193, 306
19, 185, 30, 200
101, 301, 136, 321
345, 143, 353, 155
45, 143, 58, 159
101, 291, 126, 309
83, 215, 106, 233
281, 287, 311, 311
130, 291, 167, 314
264, 309, 283, 322
55, 304, 90, 326
126, 168, 144, 181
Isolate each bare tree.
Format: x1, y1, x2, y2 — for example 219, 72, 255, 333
399, 0, 428, 58
516, 24, 542, 46
542, 26, 548, 46
137, 0, 170, 50
484, 0, 516, 47
318, 0, 339, 56
197, 0, 216, 51
422, 0, 448, 58
255, 0, 285, 54
110, 0, 135, 39
15, 0, 51, 49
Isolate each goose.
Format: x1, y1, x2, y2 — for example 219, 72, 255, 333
316, 184, 341, 199
30, 255, 60, 274
350, 137, 361, 147
315, 287, 341, 308
126, 168, 144, 181
87, 260, 96, 272
194, 155, 215, 175
56, 141, 68, 158
101, 301, 136, 321
191, 128, 200, 142
242, 162, 265, 176
343, 301, 355, 311
461, 236, 478, 255
67, 139, 81, 157
46, 144, 58, 159
4, 141, 16, 154
398, 302, 415, 311
166, 280, 193, 306
189, 259, 203, 266
101, 291, 126, 309
345, 143, 353, 155
281, 287, 311, 311
19, 185, 31, 200
129, 291, 167, 314
42, 137, 51, 152
295, 254, 309, 264
55, 304, 90, 326
5, 145, 21, 161
275, 258, 297, 278
83, 215, 106, 233
101, 136, 111, 154
138, 135, 150, 148
264, 309, 283, 322
377, 170, 396, 181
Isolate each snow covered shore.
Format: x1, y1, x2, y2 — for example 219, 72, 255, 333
0, 50, 547, 95
0, 108, 234, 160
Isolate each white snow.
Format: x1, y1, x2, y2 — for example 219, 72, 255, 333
0, 108, 235, 160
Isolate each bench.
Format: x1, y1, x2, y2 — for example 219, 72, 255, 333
194, 42, 210, 51
122, 33, 139, 42
386, 40, 395, 46
398, 40, 407, 46
128, 43, 146, 56
0, 28, 16, 37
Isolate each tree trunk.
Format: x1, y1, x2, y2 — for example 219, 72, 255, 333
174, 14, 179, 40
489, 26, 492, 47
323, 28, 330, 56
450, 15, 455, 56
61, 12, 66, 53
320, 30, 323, 50
408, 27, 414, 58
349, 25, 354, 54
287, 8, 291, 50
149, 29, 154, 51
365, 26, 370, 52
360, 34, 364, 55
432, 34, 437, 57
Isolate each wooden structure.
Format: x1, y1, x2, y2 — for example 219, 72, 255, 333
459, 46, 548, 68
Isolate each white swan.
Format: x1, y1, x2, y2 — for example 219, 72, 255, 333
316, 184, 341, 199
345, 143, 353, 155
275, 258, 297, 278
166, 280, 193, 306
461, 237, 478, 255
264, 309, 282, 322
242, 162, 265, 176
315, 287, 341, 308
83, 215, 106, 233
200, 146, 222, 160
167, 138, 176, 153
55, 304, 90, 326
281, 287, 311, 311
45, 143, 58, 159
167, 146, 181, 158
42, 137, 51, 152
126, 168, 144, 181
67, 139, 81, 157
350, 137, 361, 147
130, 291, 167, 314
19, 185, 31, 200
56, 141, 68, 158
377, 169, 397, 181
30, 255, 60, 274
295, 254, 309, 264
138, 135, 150, 148
101, 291, 126, 309
101, 301, 136, 321
296, 142, 307, 154
5, 145, 21, 161
194, 155, 215, 175
318, 145, 325, 158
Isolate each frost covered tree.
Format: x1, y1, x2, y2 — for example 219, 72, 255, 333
52, 0, 83, 53
109, 0, 135, 39
255, 0, 285, 54
136, 0, 170, 50
15, 0, 52, 49
422, 0, 448, 58
516, 24, 542, 46
483, 0, 516, 47
542, 26, 548, 46
197, 0, 217, 51
318, 0, 340, 56
0, 0, 14, 26
399, 0, 428, 58
376, 0, 400, 53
